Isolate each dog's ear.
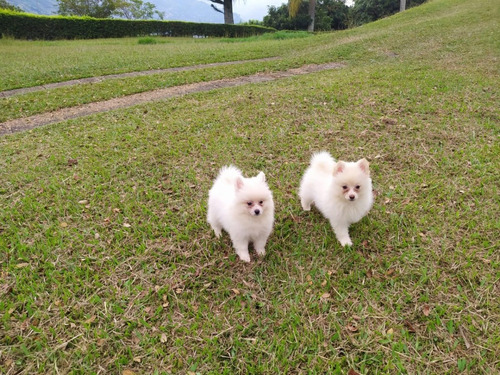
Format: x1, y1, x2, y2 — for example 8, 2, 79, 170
333, 161, 345, 175
236, 176, 244, 190
358, 158, 370, 175
257, 171, 266, 182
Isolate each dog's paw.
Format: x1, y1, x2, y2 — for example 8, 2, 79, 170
236, 250, 251, 263
213, 229, 222, 238
340, 238, 353, 247
255, 248, 266, 257
238, 253, 251, 263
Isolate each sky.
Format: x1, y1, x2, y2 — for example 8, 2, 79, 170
230, 0, 354, 22
233, 0, 287, 22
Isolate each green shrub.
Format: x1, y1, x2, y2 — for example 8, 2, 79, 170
137, 37, 157, 44
0, 9, 275, 40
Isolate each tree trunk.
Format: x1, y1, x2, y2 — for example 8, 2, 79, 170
307, 0, 316, 32
224, 0, 234, 24
400, 0, 406, 12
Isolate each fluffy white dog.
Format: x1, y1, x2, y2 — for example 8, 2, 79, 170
299, 151, 373, 246
207, 165, 274, 262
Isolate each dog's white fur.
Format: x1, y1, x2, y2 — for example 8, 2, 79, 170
299, 151, 373, 246
207, 165, 274, 262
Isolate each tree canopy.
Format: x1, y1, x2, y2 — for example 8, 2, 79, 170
0, 0, 23, 11
351, 0, 427, 25
264, 0, 427, 31
264, 0, 349, 31
56, 0, 164, 19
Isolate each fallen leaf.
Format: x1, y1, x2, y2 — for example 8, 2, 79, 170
78, 199, 88, 205
320, 292, 331, 300
348, 369, 361, 375
60, 222, 68, 228
83, 315, 96, 324
16, 263, 30, 268
133, 357, 141, 363
122, 370, 136, 375
404, 320, 416, 333
386, 328, 394, 336
423, 305, 431, 316
67, 158, 78, 166
346, 322, 358, 332
352, 315, 361, 321
232, 289, 240, 295
160, 333, 167, 343
123, 223, 131, 228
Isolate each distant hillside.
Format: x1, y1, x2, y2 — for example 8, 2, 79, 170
7, 0, 241, 23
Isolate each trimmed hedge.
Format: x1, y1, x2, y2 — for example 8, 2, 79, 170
0, 10, 275, 40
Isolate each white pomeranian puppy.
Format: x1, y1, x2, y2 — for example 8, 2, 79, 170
207, 165, 274, 262
299, 151, 373, 247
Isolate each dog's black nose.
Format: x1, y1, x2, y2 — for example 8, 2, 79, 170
254, 209, 260, 215
349, 195, 355, 201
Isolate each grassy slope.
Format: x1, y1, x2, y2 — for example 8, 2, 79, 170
0, 0, 499, 373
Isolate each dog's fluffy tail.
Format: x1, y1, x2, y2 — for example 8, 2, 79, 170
217, 165, 242, 184
310, 151, 335, 173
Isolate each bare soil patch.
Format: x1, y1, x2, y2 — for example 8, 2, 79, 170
0, 62, 344, 135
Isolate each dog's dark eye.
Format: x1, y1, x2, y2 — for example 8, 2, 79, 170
247, 201, 253, 206
355, 185, 360, 190
342, 185, 348, 190
259, 201, 264, 205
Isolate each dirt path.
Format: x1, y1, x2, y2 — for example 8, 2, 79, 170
0, 57, 280, 99
0, 62, 344, 136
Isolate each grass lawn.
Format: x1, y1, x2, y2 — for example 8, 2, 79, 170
0, 0, 498, 373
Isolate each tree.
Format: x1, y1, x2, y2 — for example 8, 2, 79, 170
319, 0, 349, 30
57, 0, 163, 19
264, 0, 348, 31
289, 0, 317, 31
57, 0, 117, 18
208, 0, 234, 24
400, 0, 406, 11
352, 0, 426, 26
0, 0, 23, 11
263, 2, 311, 30
113, 0, 165, 19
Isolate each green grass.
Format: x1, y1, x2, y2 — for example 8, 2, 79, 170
220, 30, 313, 42
1, 0, 499, 373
